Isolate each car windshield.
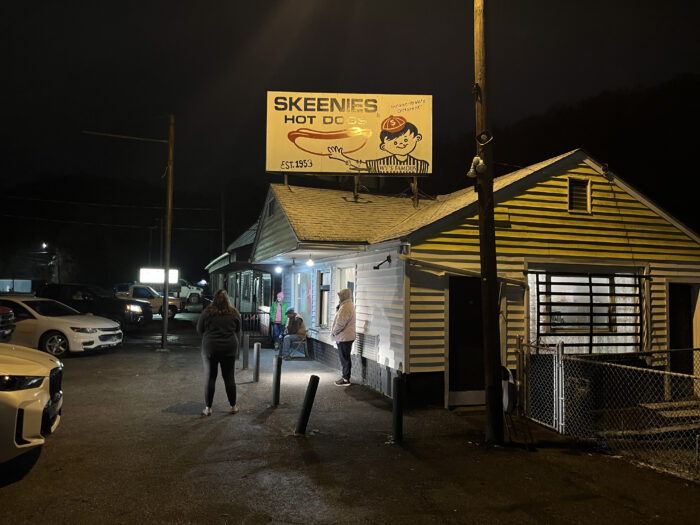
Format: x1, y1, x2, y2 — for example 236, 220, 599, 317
148, 286, 163, 297
24, 300, 80, 317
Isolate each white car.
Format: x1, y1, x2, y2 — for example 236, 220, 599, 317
0, 342, 63, 463
0, 296, 123, 357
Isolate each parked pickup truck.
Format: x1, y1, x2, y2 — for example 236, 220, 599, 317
139, 279, 204, 305
115, 284, 184, 319
36, 283, 153, 329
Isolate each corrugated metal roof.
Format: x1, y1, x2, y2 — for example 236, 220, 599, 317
227, 221, 258, 251
271, 150, 581, 244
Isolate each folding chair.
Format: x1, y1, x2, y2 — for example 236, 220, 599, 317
287, 335, 308, 358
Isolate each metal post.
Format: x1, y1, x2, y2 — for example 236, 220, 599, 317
556, 341, 565, 433
242, 333, 249, 369
295, 375, 320, 435
272, 355, 282, 406
253, 342, 261, 382
392, 374, 404, 442
516, 335, 525, 416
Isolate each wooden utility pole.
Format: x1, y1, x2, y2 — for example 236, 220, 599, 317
83, 115, 175, 351
161, 114, 175, 351
220, 188, 226, 253
474, 0, 504, 444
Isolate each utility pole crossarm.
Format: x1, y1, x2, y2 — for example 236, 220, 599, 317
82, 129, 168, 144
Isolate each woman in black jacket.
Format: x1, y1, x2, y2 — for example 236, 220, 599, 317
196, 289, 242, 416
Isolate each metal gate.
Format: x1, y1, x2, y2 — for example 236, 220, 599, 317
519, 339, 566, 432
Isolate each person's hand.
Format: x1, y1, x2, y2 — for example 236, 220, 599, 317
328, 145, 347, 162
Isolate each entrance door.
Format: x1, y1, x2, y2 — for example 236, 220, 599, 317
669, 283, 694, 374
668, 283, 700, 398
448, 276, 484, 406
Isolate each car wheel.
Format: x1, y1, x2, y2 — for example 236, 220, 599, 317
40, 331, 69, 357
188, 294, 200, 305
168, 305, 177, 319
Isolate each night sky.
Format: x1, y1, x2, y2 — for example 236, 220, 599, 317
2, 1, 699, 285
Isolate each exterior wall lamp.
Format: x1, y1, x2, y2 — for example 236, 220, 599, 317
373, 255, 391, 270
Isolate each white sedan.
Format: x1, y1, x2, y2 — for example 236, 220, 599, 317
0, 296, 123, 357
0, 342, 63, 463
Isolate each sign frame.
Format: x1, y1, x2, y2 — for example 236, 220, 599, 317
266, 91, 432, 177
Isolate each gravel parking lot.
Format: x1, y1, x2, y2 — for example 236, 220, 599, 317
1, 311, 698, 524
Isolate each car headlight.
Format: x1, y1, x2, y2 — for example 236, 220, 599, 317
126, 304, 142, 313
71, 327, 98, 333
0, 375, 44, 391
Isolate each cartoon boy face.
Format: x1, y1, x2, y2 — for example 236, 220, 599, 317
380, 129, 422, 156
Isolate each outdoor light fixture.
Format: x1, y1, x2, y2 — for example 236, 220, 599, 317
42, 242, 48, 249
467, 156, 487, 178
275, 266, 282, 274
373, 255, 391, 270
305, 258, 314, 267
475, 131, 493, 146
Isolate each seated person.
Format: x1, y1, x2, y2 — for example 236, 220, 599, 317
279, 307, 306, 359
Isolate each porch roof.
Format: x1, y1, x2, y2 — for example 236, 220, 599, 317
227, 221, 258, 251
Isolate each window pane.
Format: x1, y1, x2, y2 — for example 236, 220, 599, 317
338, 267, 355, 300
294, 272, 312, 323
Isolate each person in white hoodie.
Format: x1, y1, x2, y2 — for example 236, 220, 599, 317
330, 287, 356, 386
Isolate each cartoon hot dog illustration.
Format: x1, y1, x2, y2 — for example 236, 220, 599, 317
288, 127, 372, 156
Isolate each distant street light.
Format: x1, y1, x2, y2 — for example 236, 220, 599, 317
83, 115, 175, 351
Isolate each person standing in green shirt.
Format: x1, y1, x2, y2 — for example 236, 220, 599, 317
270, 292, 288, 349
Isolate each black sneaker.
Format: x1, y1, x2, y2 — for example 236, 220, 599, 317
334, 378, 351, 387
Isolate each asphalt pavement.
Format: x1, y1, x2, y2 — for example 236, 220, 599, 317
1, 308, 698, 524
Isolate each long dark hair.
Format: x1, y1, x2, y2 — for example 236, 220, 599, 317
206, 289, 239, 316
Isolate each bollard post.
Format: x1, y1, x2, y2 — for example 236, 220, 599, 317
392, 374, 403, 443
242, 333, 250, 370
296, 375, 320, 435
272, 355, 282, 406
253, 342, 261, 382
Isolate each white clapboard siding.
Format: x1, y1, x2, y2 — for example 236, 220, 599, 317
407, 160, 700, 373
308, 245, 406, 371
253, 199, 298, 263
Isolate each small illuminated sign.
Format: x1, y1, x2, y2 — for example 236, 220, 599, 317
139, 268, 179, 284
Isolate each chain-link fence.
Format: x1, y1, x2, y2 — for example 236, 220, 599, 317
519, 340, 700, 480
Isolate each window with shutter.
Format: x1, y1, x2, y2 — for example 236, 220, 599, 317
568, 178, 590, 212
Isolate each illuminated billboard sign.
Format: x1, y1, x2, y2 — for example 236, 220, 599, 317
139, 268, 179, 284
266, 91, 432, 176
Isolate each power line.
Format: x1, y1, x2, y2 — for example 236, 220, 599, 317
0, 213, 220, 231
1, 195, 216, 212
